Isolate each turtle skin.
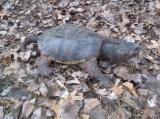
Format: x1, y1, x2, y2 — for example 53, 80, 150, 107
38, 24, 102, 64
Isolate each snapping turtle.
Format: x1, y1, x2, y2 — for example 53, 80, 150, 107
21, 24, 141, 88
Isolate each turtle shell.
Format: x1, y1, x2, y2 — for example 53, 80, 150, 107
38, 24, 103, 64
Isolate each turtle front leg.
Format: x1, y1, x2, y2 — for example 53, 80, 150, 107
80, 60, 111, 88
39, 54, 52, 77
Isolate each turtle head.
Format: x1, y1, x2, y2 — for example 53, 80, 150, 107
101, 42, 142, 62
116, 42, 141, 61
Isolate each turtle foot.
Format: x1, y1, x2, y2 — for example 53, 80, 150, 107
39, 65, 52, 77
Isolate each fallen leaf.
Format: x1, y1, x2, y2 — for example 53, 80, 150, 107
89, 106, 106, 119
80, 114, 90, 119
1, 86, 12, 96
56, 80, 69, 98
1, 53, 11, 66
138, 89, 148, 97
124, 35, 135, 43
147, 40, 160, 49
71, 71, 88, 79
83, 98, 101, 113
122, 73, 142, 83
50, 104, 61, 119
142, 108, 155, 119
97, 29, 111, 37
107, 92, 117, 100
11, 50, 32, 61
46, 109, 54, 117
96, 88, 109, 96
102, 11, 115, 23
61, 102, 81, 119
0, 106, 4, 119
121, 97, 140, 111
37, 97, 56, 108
123, 82, 138, 98
31, 107, 42, 119
154, 64, 160, 71
21, 98, 35, 118
113, 66, 129, 77
65, 79, 81, 85
70, 90, 84, 102
148, 94, 157, 108
109, 79, 124, 95
39, 83, 48, 97
27, 83, 39, 92
8, 87, 28, 99
156, 1, 160, 9
156, 74, 160, 82
3, 61, 20, 75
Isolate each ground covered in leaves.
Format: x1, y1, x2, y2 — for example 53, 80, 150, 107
0, 0, 160, 119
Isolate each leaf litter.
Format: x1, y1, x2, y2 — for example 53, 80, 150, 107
0, 0, 160, 119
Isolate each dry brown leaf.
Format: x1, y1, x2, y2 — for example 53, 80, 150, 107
1, 86, 12, 96
0, 9, 7, 19
46, 109, 54, 117
96, 88, 109, 96
113, 66, 129, 77
109, 79, 124, 95
37, 97, 56, 108
61, 102, 81, 119
156, 1, 160, 9
143, 54, 154, 61
97, 29, 111, 37
11, 50, 32, 61
142, 108, 155, 119
1, 53, 11, 66
31, 107, 42, 119
27, 83, 39, 92
122, 73, 142, 83
3, 61, 20, 75
59, 91, 83, 105
15, 68, 27, 78
65, 79, 81, 85
147, 40, 160, 49
123, 82, 138, 98
70, 90, 84, 102
102, 11, 115, 23
50, 104, 62, 119
71, 71, 88, 79
0, 106, 4, 119
121, 97, 140, 111
83, 98, 101, 113
39, 83, 48, 97
21, 98, 35, 118
80, 114, 90, 119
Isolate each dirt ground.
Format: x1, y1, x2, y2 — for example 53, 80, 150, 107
0, 0, 160, 119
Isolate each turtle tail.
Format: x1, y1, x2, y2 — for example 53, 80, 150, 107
20, 34, 39, 52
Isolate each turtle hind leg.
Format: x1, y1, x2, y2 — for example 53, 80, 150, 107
20, 34, 39, 52
39, 54, 52, 77
80, 60, 111, 88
